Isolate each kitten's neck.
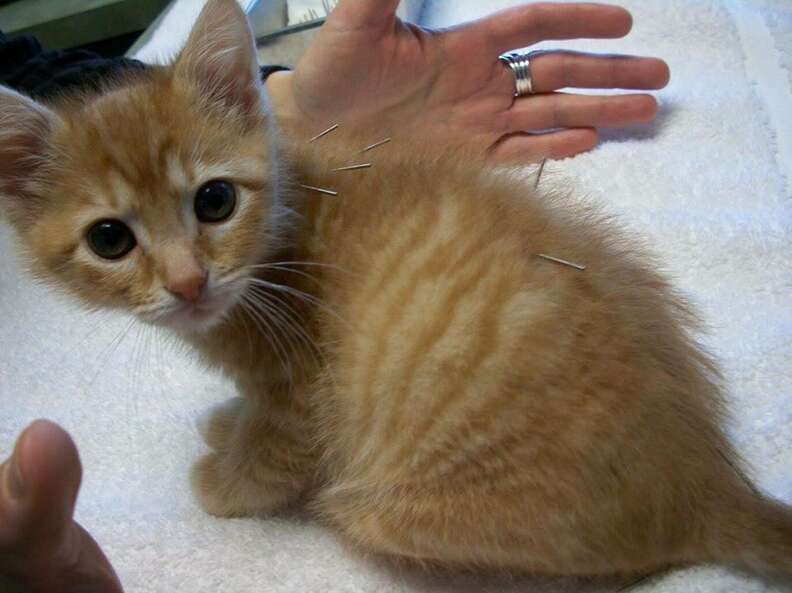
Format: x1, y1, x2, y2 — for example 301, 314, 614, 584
187, 243, 326, 393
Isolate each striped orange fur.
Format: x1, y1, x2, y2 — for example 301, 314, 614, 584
0, 0, 789, 581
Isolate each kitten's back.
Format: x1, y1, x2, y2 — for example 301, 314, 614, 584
290, 139, 791, 575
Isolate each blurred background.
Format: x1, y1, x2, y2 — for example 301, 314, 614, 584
0, 0, 426, 63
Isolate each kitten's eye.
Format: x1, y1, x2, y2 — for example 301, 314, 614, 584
86, 220, 137, 260
195, 180, 237, 223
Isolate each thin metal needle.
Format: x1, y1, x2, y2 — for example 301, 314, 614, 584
360, 138, 392, 153
536, 253, 586, 271
615, 573, 657, 592
300, 184, 338, 196
331, 163, 372, 172
534, 158, 547, 189
308, 123, 339, 143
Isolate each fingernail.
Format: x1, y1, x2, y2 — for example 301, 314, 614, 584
4, 451, 25, 501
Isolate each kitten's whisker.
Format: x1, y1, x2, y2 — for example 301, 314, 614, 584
228, 303, 256, 361
244, 263, 320, 284
300, 184, 339, 197
248, 284, 311, 327
63, 313, 117, 362
239, 295, 294, 391
246, 289, 317, 372
247, 278, 346, 325
331, 163, 372, 172
142, 324, 156, 391
245, 291, 314, 385
248, 287, 325, 372
241, 295, 292, 379
246, 260, 351, 275
535, 253, 586, 271
360, 138, 392, 153
215, 268, 249, 287
248, 297, 303, 369
249, 283, 339, 394
129, 324, 146, 393
266, 265, 319, 283
308, 123, 340, 143
86, 317, 136, 390
129, 323, 155, 421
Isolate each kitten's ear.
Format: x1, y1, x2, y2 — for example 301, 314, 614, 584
174, 0, 263, 118
0, 86, 60, 224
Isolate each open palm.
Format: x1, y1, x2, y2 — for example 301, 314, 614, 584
270, 1, 669, 162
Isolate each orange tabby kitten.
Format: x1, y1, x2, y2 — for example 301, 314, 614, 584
0, 0, 789, 580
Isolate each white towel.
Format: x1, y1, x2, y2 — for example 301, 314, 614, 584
1, 1, 789, 592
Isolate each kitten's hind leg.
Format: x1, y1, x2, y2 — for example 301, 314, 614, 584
316, 483, 678, 575
191, 392, 318, 518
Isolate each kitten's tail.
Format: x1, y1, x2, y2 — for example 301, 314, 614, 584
708, 493, 792, 578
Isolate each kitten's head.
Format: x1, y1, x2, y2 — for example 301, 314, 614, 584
0, 0, 287, 332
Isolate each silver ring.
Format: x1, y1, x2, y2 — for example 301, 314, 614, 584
499, 52, 534, 97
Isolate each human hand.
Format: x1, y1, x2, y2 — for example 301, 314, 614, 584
266, 1, 669, 163
0, 421, 123, 593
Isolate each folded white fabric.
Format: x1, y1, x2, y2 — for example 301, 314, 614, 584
0, 1, 789, 593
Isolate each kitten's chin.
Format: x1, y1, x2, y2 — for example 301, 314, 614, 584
167, 306, 229, 334
151, 291, 240, 334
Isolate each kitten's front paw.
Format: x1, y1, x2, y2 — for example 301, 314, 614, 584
191, 452, 297, 518
195, 396, 246, 451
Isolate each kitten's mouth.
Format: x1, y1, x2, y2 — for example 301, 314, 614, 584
154, 285, 242, 332
184, 302, 221, 321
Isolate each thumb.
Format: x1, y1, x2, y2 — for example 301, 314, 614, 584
1, 420, 82, 549
328, 0, 401, 29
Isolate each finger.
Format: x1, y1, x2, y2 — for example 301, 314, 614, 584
489, 128, 599, 163
529, 51, 670, 92
490, 129, 599, 164
328, 0, 400, 29
505, 93, 658, 132
62, 524, 125, 593
472, 3, 633, 55
0, 421, 81, 551
0, 422, 123, 592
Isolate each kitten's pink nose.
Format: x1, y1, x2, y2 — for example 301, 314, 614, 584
166, 271, 207, 303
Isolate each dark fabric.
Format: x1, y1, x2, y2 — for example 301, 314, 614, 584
259, 64, 290, 81
0, 31, 147, 100
0, 30, 290, 100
